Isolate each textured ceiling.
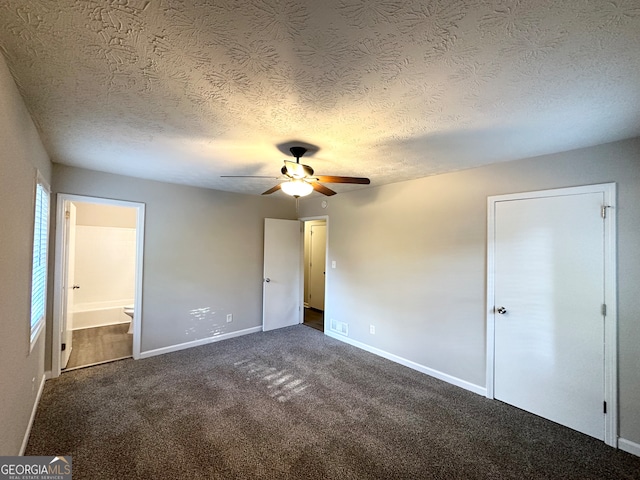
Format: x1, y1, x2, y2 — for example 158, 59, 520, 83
1, 0, 639, 195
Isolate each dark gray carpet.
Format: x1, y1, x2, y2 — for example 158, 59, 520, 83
27, 326, 640, 479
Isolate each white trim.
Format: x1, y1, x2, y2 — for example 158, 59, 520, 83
325, 330, 486, 396
62, 356, 132, 372
19, 373, 46, 456
52, 194, 145, 377
132, 202, 145, 360
619, 438, 640, 457
139, 326, 262, 359
29, 321, 45, 353
602, 184, 617, 448
486, 183, 617, 447
486, 193, 496, 399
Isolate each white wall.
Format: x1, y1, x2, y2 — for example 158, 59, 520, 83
73, 224, 136, 311
75, 202, 137, 228
0, 55, 52, 455
51, 165, 297, 354
71, 202, 137, 328
299, 137, 640, 448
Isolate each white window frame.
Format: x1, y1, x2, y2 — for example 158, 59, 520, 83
29, 171, 50, 351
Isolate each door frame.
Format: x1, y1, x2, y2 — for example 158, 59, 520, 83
485, 183, 617, 447
52, 194, 145, 377
303, 219, 327, 310
300, 216, 329, 328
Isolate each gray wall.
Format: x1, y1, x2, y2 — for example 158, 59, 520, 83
0, 56, 52, 455
52, 165, 296, 354
299, 137, 640, 446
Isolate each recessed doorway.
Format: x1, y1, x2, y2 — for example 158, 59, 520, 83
302, 218, 327, 332
52, 194, 145, 376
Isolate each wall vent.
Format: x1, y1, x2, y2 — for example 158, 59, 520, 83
330, 319, 348, 336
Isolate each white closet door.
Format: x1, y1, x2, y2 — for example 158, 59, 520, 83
494, 192, 605, 440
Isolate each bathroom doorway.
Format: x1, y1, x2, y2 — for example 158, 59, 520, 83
302, 218, 327, 332
52, 195, 144, 376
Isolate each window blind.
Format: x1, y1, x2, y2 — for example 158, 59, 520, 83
30, 178, 50, 346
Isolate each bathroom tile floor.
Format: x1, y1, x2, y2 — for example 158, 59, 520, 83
65, 323, 132, 370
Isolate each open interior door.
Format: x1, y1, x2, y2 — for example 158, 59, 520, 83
263, 218, 302, 331
61, 201, 76, 369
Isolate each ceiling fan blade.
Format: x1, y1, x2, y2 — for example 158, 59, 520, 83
284, 160, 314, 178
261, 184, 282, 195
311, 182, 337, 196
315, 175, 370, 184
221, 175, 280, 179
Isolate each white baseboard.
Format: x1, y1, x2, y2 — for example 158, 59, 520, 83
619, 438, 640, 457
20, 373, 46, 456
324, 331, 486, 396
139, 326, 262, 359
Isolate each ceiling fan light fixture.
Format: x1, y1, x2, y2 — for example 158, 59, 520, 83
281, 179, 313, 197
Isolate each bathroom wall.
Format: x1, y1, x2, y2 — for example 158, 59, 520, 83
72, 203, 137, 328
75, 202, 137, 228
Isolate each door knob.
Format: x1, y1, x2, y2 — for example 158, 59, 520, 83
72, 285, 80, 289
496, 306, 507, 314
264, 278, 271, 283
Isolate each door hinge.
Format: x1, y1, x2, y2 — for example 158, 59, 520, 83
601, 205, 611, 219
603, 401, 607, 414
61, 343, 66, 351
65, 210, 70, 219
601, 304, 607, 316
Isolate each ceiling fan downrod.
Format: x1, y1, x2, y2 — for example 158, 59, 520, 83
289, 146, 307, 164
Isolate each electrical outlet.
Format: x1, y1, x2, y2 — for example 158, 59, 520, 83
370, 325, 375, 334
226, 314, 233, 323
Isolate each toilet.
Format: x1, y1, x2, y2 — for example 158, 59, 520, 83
123, 305, 134, 334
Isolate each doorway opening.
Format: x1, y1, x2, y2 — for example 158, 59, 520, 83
52, 195, 145, 376
302, 218, 327, 332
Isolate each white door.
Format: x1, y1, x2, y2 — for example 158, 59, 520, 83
493, 191, 605, 440
61, 202, 76, 369
309, 224, 326, 310
263, 218, 302, 331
